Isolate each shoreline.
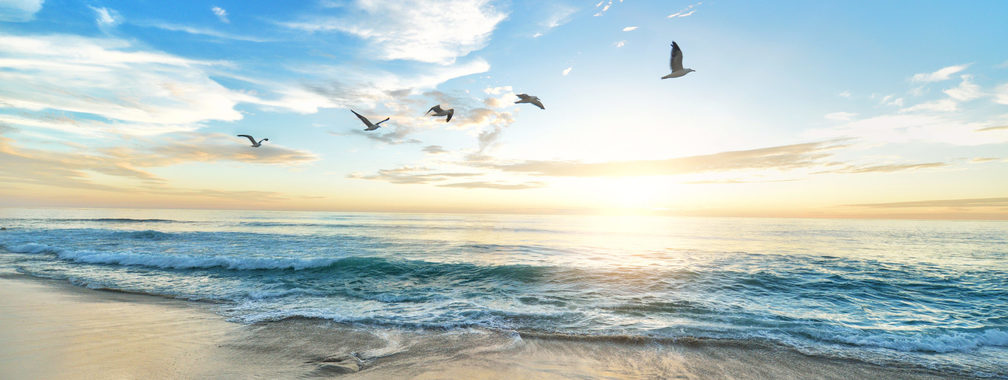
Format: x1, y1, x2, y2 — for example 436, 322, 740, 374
0, 274, 976, 379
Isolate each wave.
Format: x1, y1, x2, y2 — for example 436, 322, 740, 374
821, 328, 1008, 354
3, 242, 339, 270
51, 218, 184, 223
1, 243, 554, 283
112, 230, 177, 240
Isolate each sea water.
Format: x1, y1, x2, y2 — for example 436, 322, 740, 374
0, 208, 1005, 377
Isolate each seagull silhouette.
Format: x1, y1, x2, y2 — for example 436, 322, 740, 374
662, 41, 695, 79
425, 105, 454, 122
351, 110, 389, 131
515, 94, 545, 110
237, 134, 268, 147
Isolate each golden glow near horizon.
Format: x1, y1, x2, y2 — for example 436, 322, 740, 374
0, 2, 1006, 219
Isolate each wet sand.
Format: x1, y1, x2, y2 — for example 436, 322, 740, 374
0, 275, 971, 379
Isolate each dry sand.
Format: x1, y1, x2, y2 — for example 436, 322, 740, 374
0, 275, 969, 379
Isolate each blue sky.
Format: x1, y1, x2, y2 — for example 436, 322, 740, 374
1, 0, 1007, 217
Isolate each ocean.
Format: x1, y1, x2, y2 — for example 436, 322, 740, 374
1, 208, 1005, 377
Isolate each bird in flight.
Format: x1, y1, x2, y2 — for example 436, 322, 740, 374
237, 134, 268, 147
351, 110, 389, 131
515, 94, 545, 110
661, 41, 695, 79
425, 105, 454, 122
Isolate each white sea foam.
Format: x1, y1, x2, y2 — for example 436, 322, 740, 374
838, 329, 1008, 353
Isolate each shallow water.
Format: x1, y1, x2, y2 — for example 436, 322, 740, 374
1, 208, 1005, 377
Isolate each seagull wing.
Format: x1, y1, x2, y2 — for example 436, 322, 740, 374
530, 99, 545, 110
237, 134, 257, 144
427, 105, 443, 115
351, 110, 373, 127
670, 41, 684, 72
446, 109, 454, 122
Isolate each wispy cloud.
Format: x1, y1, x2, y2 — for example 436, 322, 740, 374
137, 22, 269, 42
943, 75, 983, 101
668, 2, 701, 18
976, 125, 1008, 132
0, 0, 43, 22
562, 66, 572, 76
838, 91, 852, 98
824, 162, 946, 174
534, 5, 576, 38
280, 0, 507, 64
900, 98, 957, 113
622, 26, 638, 32
348, 166, 479, 185
484, 141, 848, 177
422, 145, 447, 154
594, 0, 614, 17
847, 197, 1008, 209
825, 112, 857, 121
995, 83, 1008, 105
880, 94, 904, 107
807, 114, 1005, 146
438, 181, 544, 190
211, 6, 229, 23
971, 157, 999, 163
351, 126, 422, 145
0, 33, 248, 135
911, 64, 969, 82
0, 131, 316, 193
90, 6, 121, 26
615, 40, 626, 48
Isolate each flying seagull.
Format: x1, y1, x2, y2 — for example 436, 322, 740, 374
661, 41, 695, 79
425, 104, 454, 122
351, 109, 389, 131
237, 134, 268, 147
515, 94, 545, 110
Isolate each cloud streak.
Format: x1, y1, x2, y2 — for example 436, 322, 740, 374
911, 64, 969, 82
485, 141, 847, 177
847, 197, 1008, 209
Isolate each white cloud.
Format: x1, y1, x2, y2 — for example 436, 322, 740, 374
562, 66, 572, 76
0, 0, 43, 22
212, 6, 229, 23
281, 0, 507, 64
622, 26, 638, 32
943, 75, 983, 101
594, 0, 618, 16
880, 94, 904, 107
615, 40, 626, 48
995, 83, 1008, 105
137, 22, 270, 42
534, 5, 575, 37
825, 112, 857, 121
668, 2, 701, 18
900, 98, 957, 113
89, 6, 121, 27
0, 34, 249, 135
911, 64, 969, 82
838, 91, 851, 98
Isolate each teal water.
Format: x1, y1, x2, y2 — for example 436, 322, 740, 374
1, 208, 1005, 377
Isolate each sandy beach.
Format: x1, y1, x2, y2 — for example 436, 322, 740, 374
0, 274, 968, 379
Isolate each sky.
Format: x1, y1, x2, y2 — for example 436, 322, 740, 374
0, 0, 1007, 219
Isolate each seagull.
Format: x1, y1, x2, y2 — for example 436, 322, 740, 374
237, 134, 268, 147
351, 109, 389, 131
661, 41, 695, 79
514, 94, 545, 110
425, 105, 454, 122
